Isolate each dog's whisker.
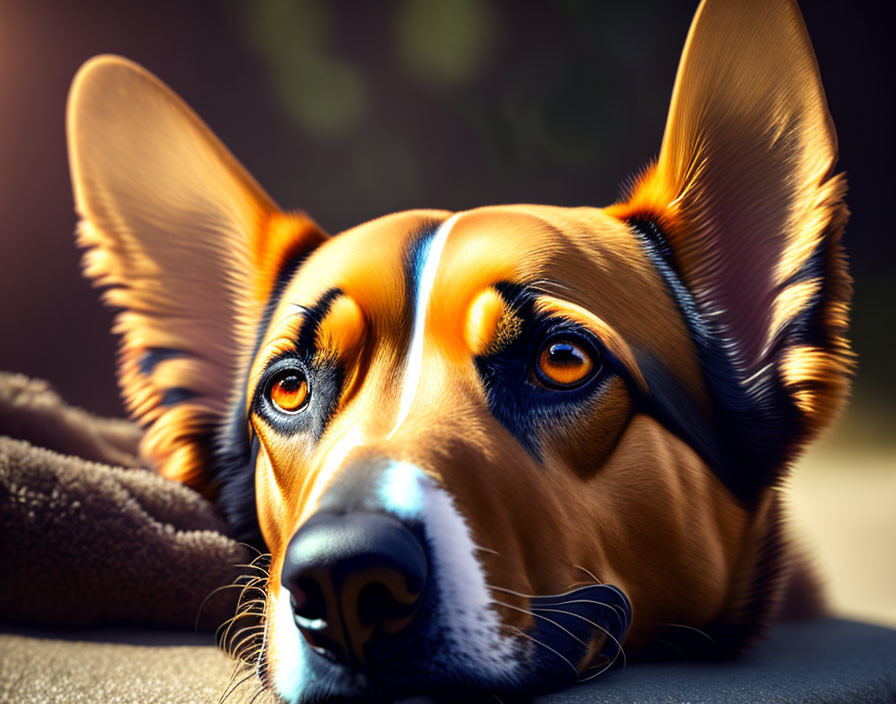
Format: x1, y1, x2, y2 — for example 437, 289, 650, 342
577, 623, 627, 683
488, 584, 603, 601
224, 623, 266, 659
508, 625, 579, 678
196, 566, 268, 632
656, 622, 716, 645
195, 583, 247, 632
490, 599, 588, 647
215, 615, 243, 643
531, 605, 627, 673
219, 660, 248, 704
650, 636, 687, 658
473, 545, 501, 556
233, 631, 265, 661
237, 648, 262, 668
234, 598, 268, 609
254, 607, 273, 690
247, 684, 269, 704
539, 597, 628, 621
235, 585, 268, 607
218, 669, 259, 704
213, 567, 269, 701
578, 647, 619, 683
572, 564, 603, 585
577, 658, 614, 682
236, 542, 266, 558
563, 579, 601, 592
217, 607, 262, 650
232, 563, 272, 575
228, 624, 265, 660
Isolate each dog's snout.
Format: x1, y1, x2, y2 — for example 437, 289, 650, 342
281, 512, 428, 667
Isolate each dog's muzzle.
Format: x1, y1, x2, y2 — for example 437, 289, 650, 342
281, 511, 428, 668
273, 461, 633, 700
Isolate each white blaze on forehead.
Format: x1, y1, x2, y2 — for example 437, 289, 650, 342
387, 213, 461, 440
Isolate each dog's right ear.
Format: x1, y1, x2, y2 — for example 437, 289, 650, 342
606, 0, 851, 506
68, 56, 327, 496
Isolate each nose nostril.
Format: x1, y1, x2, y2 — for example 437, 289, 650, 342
358, 582, 391, 628
290, 577, 327, 629
282, 511, 429, 666
356, 581, 409, 627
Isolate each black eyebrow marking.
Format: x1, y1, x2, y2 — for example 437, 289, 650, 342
295, 288, 343, 354
211, 253, 309, 545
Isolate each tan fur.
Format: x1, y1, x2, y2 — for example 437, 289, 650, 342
606, 0, 852, 440
68, 57, 326, 491
67, 0, 852, 692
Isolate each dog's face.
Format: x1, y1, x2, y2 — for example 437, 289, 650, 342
67, 0, 851, 700
248, 205, 749, 694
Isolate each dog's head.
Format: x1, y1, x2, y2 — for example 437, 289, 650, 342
67, 0, 851, 699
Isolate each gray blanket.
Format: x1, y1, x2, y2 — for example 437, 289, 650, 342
0, 372, 250, 630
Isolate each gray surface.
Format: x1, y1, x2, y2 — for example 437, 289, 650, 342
1, 619, 895, 703
539, 619, 896, 704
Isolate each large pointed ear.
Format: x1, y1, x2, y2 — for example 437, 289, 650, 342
607, 0, 852, 501
68, 56, 327, 497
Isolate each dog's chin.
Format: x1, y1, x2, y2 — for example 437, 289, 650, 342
266, 582, 632, 703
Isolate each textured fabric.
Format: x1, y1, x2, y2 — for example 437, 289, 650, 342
0, 630, 240, 704
541, 618, 896, 704
0, 372, 249, 630
1, 619, 895, 703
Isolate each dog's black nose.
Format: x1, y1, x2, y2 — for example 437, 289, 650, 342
281, 512, 428, 667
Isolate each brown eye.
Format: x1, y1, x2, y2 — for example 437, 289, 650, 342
269, 371, 309, 413
536, 337, 598, 389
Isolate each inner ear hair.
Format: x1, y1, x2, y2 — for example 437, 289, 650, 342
606, 0, 852, 502
68, 55, 326, 503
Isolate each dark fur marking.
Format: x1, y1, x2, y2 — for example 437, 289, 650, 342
159, 387, 196, 406
402, 219, 445, 322
630, 350, 724, 472
212, 256, 309, 544
295, 288, 343, 353
475, 283, 626, 462
138, 347, 188, 375
628, 218, 805, 509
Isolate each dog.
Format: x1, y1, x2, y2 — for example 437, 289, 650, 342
66, 0, 851, 700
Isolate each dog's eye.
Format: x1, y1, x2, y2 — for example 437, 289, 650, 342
535, 336, 598, 389
269, 371, 309, 413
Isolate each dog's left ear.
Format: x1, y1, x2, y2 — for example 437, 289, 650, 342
608, 0, 852, 502
68, 56, 327, 498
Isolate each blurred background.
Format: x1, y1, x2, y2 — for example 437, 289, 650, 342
0, 0, 892, 624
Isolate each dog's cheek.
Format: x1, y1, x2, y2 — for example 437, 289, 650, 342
580, 415, 750, 649
544, 377, 632, 481
254, 439, 296, 558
